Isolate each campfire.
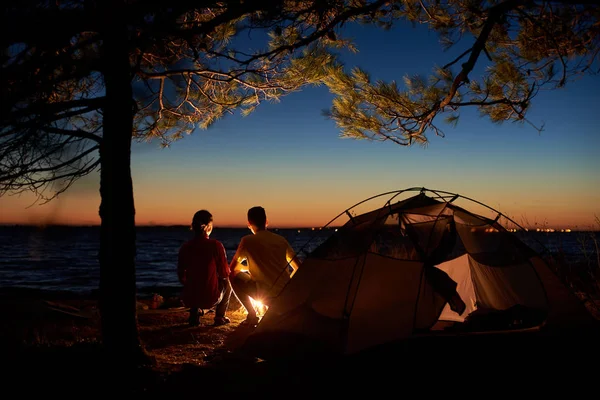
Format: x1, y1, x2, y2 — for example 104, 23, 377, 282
249, 297, 268, 317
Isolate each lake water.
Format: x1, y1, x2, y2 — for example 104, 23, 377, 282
0, 225, 597, 295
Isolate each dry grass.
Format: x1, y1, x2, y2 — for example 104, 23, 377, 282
0, 293, 259, 374
137, 304, 257, 370
1, 293, 273, 395
2, 289, 600, 396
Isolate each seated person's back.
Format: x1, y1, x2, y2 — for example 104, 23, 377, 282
233, 229, 297, 299
229, 206, 301, 326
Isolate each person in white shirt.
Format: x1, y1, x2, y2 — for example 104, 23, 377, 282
229, 206, 300, 326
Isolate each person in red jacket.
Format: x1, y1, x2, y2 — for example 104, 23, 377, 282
178, 210, 232, 327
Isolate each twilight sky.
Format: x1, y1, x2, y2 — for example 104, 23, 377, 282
1, 21, 599, 230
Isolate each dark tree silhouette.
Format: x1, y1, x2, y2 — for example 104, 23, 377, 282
0, 0, 390, 366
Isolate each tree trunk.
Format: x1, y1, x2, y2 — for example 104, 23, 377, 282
98, 2, 153, 367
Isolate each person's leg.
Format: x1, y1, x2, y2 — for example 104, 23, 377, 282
215, 279, 232, 318
231, 276, 255, 317
230, 276, 259, 324
188, 307, 199, 326
214, 279, 233, 325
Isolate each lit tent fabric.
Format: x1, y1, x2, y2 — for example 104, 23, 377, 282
241, 188, 596, 359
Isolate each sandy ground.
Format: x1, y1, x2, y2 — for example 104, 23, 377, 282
2, 288, 600, 397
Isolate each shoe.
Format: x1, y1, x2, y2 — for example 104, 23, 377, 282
240, 315, 260, 327
213, 316, 231, 326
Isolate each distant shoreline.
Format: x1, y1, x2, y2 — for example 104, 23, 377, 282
0, 224, 342, 230
0, 224, 597, 233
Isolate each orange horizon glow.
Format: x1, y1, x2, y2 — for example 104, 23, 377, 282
1, 188, 599, 231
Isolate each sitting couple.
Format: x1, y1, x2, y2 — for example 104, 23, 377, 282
177, 206, 301, 327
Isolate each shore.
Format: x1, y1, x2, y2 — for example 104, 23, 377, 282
2, 286, 600, 396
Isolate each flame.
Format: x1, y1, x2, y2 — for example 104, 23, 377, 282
249, 297, 268, 317
237, 269, 268, 317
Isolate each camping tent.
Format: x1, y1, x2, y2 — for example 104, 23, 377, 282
241, 188, 596, 359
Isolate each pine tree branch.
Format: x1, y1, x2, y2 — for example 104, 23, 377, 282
421, 0, 527, 132
3, 98, 104, 128
40, 127, 103, 143
0, 144, 100, 183
442, 47, 474, 70
234, 0, 390, 65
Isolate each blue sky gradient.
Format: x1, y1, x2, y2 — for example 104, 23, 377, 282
2, 21, 599, 229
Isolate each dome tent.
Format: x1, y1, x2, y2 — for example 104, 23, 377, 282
241, 188, 596, 360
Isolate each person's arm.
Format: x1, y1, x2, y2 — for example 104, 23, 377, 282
286, 242, 301, 276
289, 257, 301, 277
177, 246, 186, 284
215, 241, 229, 291
228, 238, 246, 279
216, 242, 230, 279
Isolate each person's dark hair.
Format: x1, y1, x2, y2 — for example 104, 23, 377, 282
247, 206, 267, 229
192, 210, 213, 233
